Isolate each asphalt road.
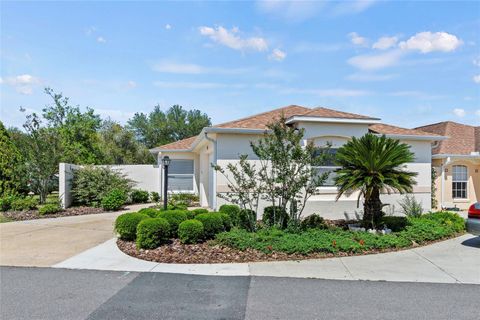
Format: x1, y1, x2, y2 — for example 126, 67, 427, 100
1, 267, 479, 320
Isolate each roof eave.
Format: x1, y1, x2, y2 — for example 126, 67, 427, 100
285, 115, 381, 125
372, 133, 448, 141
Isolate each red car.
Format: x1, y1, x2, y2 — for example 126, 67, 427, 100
466, 202, 480, 236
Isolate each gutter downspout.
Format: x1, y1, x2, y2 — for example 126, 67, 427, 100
204, 132, 217, 210
441, 156, 451, 209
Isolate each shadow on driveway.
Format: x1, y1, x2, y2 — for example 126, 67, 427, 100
461, 236, 480, 248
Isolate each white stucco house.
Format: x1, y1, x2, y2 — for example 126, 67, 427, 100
150, 105, 445, 219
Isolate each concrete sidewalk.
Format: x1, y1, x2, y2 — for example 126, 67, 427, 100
53, 234, 480, 284
0, 203, 150, 267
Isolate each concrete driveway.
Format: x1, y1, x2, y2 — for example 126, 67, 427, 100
0, 204, 150, 267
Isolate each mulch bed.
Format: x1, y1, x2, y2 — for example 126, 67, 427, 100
1, 206, 105, 222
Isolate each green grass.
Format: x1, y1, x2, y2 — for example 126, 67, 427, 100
0, 213, 12, 223
214, 211, 465, 255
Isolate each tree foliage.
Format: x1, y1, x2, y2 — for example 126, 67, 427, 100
334, 133, 417, 229
128, 104, 211, 148
0, 121, 22, 196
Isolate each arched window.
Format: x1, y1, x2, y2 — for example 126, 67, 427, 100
452, 165, 468, 199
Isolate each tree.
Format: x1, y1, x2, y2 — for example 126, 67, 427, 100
42, 88, 103, 164
0, 121, 22, 196
214, 117, 330, 227
334, 133, 417, 229
128, 105, 211, 148
98, 120, 154, 164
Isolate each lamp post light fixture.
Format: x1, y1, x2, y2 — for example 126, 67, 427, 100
161, 156, 171, 210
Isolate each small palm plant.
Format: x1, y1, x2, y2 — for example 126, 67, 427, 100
334, 133, 417, 229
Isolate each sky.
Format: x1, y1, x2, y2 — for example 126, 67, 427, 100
1, 0, 479, 129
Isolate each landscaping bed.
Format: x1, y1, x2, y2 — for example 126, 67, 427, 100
1, 206, 104, 222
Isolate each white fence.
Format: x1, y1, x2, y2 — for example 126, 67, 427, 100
59, 163, 161, 208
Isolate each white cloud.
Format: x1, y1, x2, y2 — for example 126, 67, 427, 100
199, 26, 268, 52
346, 73, 396, 82
1, 74, 41, 95
348, 32, 368, 46
165, 24, 172, 30
399, 31, 462, 53
348, 50, 403, 70
372, 36, 398, 50
152, 61, 250, 75
269, 48, 286, 61
453, 108, 466, 117
153, 81, 246, 89
96, 36, 106, 43
473, 57, 480, 67
473, 74, 480, 84
85, 26, 96, 36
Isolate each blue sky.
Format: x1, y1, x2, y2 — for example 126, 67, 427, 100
1, 0, 479, 129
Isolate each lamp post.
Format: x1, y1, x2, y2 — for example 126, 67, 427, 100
161, 156, 171, 210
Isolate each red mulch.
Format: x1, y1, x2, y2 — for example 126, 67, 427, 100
2, 206, 105, 221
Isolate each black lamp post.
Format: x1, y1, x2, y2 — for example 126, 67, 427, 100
161, 156, 171, 210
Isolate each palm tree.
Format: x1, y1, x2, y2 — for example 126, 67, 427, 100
334, 133, 417, 229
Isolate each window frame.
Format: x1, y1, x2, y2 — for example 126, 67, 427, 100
451, 165, 468, 199
166, 159, 195, 193
312, 147, 340, 188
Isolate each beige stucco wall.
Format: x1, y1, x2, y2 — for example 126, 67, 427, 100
434, 158, 480, 210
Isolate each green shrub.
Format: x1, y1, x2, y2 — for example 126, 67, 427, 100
195, 213, 225, 239
170, 193, 199, 206
130, 189, 149, 203
421, 211, 465, 233
398, 195, 423, 217
150, 191, 160, 203
0, 195, 17, 212
115, 212, 149, 240
185, 208, 209, 220
101, 189, 127, 211
136, 218, 170, 249
10, 197, 38, 211
300, 214, 326, 231
178, 219, 204, 244
156, 210, 188, 237
219, 204, 240, 226
138, 208, 160, 218
382, 216, 409, 232
262, 206, 289, 229
219, 212, 233, 231
71, 166, 133, 207
238, 209, 256, 232
39, 203, 61, 215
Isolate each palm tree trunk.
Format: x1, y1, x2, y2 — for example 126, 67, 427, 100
363, 188, 384, 229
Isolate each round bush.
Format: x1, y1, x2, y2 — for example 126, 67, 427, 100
156, 210, 188, 237
10, 197, 38, 211
238, 209, 256, 232
150, 192, 160, 203
101, 188, 127, 211
219, 212, 232, 231
130, 189, 149, 203
39, 203, 61, 215
219, 204, 240, 226
300, 214, 326, 231
195, 213, 224, 239
178, 219, 204, 244
382, 216, 409, 232
115, 212, 149, 240
138, 208, 160, 218
262, 206, 289, 229
136, 218, 171, 249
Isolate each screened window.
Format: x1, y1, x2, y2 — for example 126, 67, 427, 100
312, 148, 339, 187
168, 159, 194, 192
452, 165, 467, 199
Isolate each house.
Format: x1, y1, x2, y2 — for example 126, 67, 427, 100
415, 121, 480, 210
150, 105, 444, 219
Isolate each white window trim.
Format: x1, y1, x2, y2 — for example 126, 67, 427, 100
452, 165, 468, 200
166, 159, 196, 193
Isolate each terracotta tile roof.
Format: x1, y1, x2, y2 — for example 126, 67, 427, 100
415, 121, 480, 155
156, 136, 197, 151
301, 107, 379, 120
369, 123, 441, 137
214, 105, 311, 129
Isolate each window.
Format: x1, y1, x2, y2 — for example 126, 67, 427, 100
168, 159, 194, 192
312, 148, 339, 187
452, 165, 467, 199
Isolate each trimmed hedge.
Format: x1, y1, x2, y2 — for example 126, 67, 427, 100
178, 219, 204, 244
130, 189, 149, 203
11, 197, 38, 211
156, 210, 188, 237
219, 212, 233, 231
300, 214, 326, 231
195, 213, 225, 239
219, 205, 240, 226
136, 218, 170, 249
115, 212, 150, 240
382, 216, 409, 232
138, 208, 160, 218
39, 203, 61, 215
150, 192, 160, 203
262, 206, 289, 229
101, 189, 127, 211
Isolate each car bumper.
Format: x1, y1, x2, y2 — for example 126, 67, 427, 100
466, 218, 480, 236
